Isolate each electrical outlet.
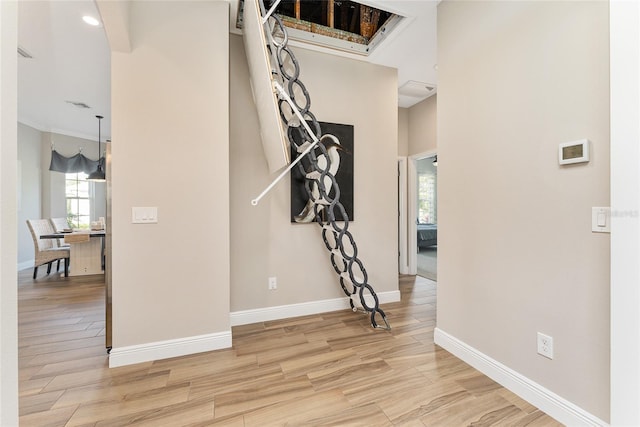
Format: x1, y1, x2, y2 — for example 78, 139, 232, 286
537, 332, 553, 359
268, 277, 277, 290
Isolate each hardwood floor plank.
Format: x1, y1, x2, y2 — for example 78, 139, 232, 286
64, 382, 192, 426
305, 402, 393, 426
234, 332, 309, 356
307, 358, 392, 392
241, 389, 351, 426
18, 389, 65, 416
19, 404, 79, 427
187, 363, 283, 401
213, 374, 316, 418
376, 380, 471, 424
19, 376, 55, 398
456, 372, 503, 396
42, 363, 154, 393
31, 354, 109, 380
278, 348, 361, 378
342, 367, 435, 406
19, 335, 106, 357
418, 393, 526, 426
25, 345, 107, 367
255, 339, 331, 366
94, 396, 215, 427
52, 370, 171, 410
164, 353, 259, 384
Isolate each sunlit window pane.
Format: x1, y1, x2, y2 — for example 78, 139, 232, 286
65, 172, 91, 229
78, 181, 89, 198
417, 170, 437, 225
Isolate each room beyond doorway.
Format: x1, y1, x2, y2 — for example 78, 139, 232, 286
417, 246, 437, 281
409, 153, 437, 280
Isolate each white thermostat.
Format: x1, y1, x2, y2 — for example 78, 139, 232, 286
559, 139, 589, 165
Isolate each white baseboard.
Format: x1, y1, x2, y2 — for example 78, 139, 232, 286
109, 331, 232, 368
434, 328, 608, 427
230, 290, 401, 326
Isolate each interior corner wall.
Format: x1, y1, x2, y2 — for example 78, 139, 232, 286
110, 1, 230, 351
398, 108, 409, 157
408, 95, 437, 156
437, 1, 610, 421
229, 34, 398, 313
17, 123, 42, 267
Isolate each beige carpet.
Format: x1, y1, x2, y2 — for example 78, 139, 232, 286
417, 246, 437, 281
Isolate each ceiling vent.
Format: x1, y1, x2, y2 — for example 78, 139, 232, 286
399, 80, 436, 98
17, 46, 33, 59
65, 100, 91, 109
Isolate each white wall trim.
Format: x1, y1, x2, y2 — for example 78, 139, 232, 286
230, 291, 401, 326
434, 328, 608, 427
109, 331, 232, 368
398, 157, 409, 275
408, 150, 437, 275
610, 1, 640, 425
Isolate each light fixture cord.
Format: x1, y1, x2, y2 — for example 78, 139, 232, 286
96, 115, 103, 165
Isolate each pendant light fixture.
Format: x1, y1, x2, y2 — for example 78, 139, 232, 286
87, 115, 106, 182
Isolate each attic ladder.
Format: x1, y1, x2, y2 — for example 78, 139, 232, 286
252, 1, 390, 330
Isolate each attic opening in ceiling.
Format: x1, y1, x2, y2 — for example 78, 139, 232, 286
238, 0, 403, 55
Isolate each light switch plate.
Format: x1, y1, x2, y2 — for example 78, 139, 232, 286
132, 207, 158, 224
592, 207, 610, 233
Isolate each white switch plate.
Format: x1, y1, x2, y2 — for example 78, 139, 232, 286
591, 207, 610, 233
132, 207, 158, 224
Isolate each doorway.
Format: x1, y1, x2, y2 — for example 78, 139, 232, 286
407, 151, 437, 280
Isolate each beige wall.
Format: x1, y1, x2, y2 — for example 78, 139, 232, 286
111, 1, 230, 347
408, 95, 437, 156
229, 34, 399, 312
398, 108, 409, 157
437, 1, 609, 420
17, 123, 41, 265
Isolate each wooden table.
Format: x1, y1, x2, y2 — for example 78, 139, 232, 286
40, 231, 105, 276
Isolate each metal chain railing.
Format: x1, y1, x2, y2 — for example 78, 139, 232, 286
266, 13, 390, 330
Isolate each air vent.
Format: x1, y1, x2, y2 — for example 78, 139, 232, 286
65, 101, 91, 109
17, 46, 33, 59
399, 80, 436, 98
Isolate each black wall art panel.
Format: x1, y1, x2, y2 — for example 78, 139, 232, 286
290, 122, 354, 223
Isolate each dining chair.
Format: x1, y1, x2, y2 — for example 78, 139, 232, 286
26, 219, 70, 279
50, 217, 71, 248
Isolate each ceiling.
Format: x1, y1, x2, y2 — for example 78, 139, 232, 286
17, 0, 438, 143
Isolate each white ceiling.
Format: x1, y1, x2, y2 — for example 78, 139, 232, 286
17, 0, 438, 142
18, 0, 112, 142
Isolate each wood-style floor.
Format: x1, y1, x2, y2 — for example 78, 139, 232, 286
18, 269, 562, 426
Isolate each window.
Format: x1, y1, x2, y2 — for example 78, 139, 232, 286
417, 157, 437, 224
65, 172, 91, 229
418, 174, 436, 224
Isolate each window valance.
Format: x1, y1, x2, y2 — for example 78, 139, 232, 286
49, 150, 104, 174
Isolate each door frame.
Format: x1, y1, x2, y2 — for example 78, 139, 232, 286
408, 150, 437, 276
610, 1, 640, 423
398, 157, 409, 274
